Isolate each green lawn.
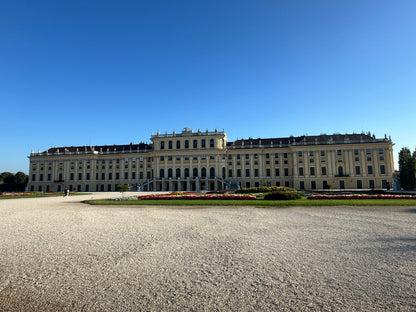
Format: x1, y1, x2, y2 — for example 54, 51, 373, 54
83, 197, 416, 207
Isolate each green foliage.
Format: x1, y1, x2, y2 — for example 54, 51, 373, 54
115, 184, 130, 193
264, 191, 302, 200
236, 186, 296, 194
398, 147, 416, 190
0, 171, 29, 191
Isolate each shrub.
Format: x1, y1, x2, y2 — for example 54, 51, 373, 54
264, 191, 301, 200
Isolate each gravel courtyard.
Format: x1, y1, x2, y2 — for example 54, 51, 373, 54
1, 193, 415, 311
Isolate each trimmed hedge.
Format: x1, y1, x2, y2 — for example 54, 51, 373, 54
264, 191, 302, 200
236, 186, 297, 194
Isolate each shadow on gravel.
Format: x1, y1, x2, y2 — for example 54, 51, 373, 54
403, 208, 416, 213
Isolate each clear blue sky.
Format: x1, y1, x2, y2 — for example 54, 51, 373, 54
1, 0, 415, 173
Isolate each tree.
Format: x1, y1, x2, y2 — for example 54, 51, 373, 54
398, 147, 416, 190
15, 172, 29, 191
0, 172, 15, 184
115, 184, 129, 199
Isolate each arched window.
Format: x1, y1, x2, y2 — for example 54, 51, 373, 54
193, 168, 198, 178
201, 168, 207, 178
168, 141, 173, 149
185, 168, 190, 178
176, 168, 181, 178
210, 139, 214, 148
168, 168, 173, 178
160, 169, 165, 178
210, 167, 215, 178
160, 141, 165, 150
193, 140, 198, 148
222, 167, 226, 178
338, 166, 344, 176
185, 140, 189, 148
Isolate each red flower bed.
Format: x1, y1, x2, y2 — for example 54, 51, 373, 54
139, 193, 257, 200
307, 194, 416, 200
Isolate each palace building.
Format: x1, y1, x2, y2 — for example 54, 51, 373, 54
27, 128, 394, 192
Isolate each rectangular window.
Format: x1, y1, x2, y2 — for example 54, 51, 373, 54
266, 153, 270, 159
86, 173, 90, 180
266, 168, 271, 177
337, 150, 342, 155
299, 167, 304, 176
366, 149, 371, 154
237, 169, 241, 177
102, 173, 105, 180
321, 150, 325, 156
309, 151, 314, 156
355, 166, 361, 175
228, 169, 232, 178
78, 173, 82, 180
379, 148, 384, 154
354, 149, 359, 155
284, 153, 288, 158
71, 173, 74, 180
48, 174, 51, 181
357, 180, 362, 189
254, 169, 259, 177
245, 154, 249, 159
284, 168, 289, 176
298, 151, 303, 157
368, 165, 373, 175
245, 169, 250, 177
321, 167, 326, 175
132, 172, 136, 179
124, 172, 128, 179
139, 172, 143, 179
109, 173, 112, 180
321, 158, 326, 162
310, 167, 315, 176
275, 168, 280, 176
39, 174, 43, 181
299, 181, 305, 190
380, 165, 386, 174
275, 153, 279, 158
116, 173, 120, 179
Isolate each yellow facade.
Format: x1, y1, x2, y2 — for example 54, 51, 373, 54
28, 129, 394, 192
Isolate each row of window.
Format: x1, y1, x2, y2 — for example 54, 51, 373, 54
299, 179, 389, 190
160, 139, 216, 150
297, 165, 386, 177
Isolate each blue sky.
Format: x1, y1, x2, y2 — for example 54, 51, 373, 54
1, 0, 415, 173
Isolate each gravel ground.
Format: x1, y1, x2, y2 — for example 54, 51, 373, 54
1, 192, 415, 311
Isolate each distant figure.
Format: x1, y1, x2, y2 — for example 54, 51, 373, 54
64, 188, 69, 197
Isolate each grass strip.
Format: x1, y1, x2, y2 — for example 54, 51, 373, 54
83, 197, 416, 207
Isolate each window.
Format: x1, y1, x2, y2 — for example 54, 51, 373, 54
210, 139, 214, 148
176, 140, 180, 149
321, 167, 326, 175
309, 151, 314, 156
101, 173, 105, 180
379, 148, 384, 154
368, 165, 373, 174
185, 168, 190, 177
176, 155, 181, 160
369, 180, 375, 189
237, 154, 241, 159
116, 173, 120, 179
246, 169, 250, 177
48, 174, 51, 181
237, 169, 241, 177
228, 169, 232, 178
193, 140, 198, 148
298, 151, 303, 157
78, 173, 82, 180
160, 141, 165, 150
254, 154, 258, 159
321, 158, 326, 162
124, 172, 128, 179
366, 149, 371, 154
201, 168, 206, 178
185, 140, 189, 148
310, 158, 314, 163
311, 181, 316, 189
254, 169, 259, 177
275, 153, 279, 158
310, 167, 315, 176
367, 156, 372, 161
338, 166, 344, 176
245, 154, 249, 159
109, 173, 112, 180
168, 141, 173, 149
193, 168, 198, 177
275, 168, 280, 176
300, 181, 305, 189
70, 173, 74, 180
201, 139, 206, 148
380, 165, 386, 174
266, 153, 270, 159
168, 156, 173, 161
338, 158, 343, 162
337, 150, 342, 155
168, 169, 173, 178
284, 168, 289, 176
39, 174, 43, 181
380, 156, 384, 161
160, 169, 164, 178
357, 180, 362, 189
139, 172, 143, 179
284, 153, 288, 158
210, 167, 215, 177
160, 156, 164, 161
321, 150, 325, 156
266, 168, 271, 176
355, 166, 361, 175
299, 167, 304, 176
355, 157, 359, 162
354, 149, 359, 155
299, 159, 303, 163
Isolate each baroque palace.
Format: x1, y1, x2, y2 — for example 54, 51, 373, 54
28, 128, 394, 192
